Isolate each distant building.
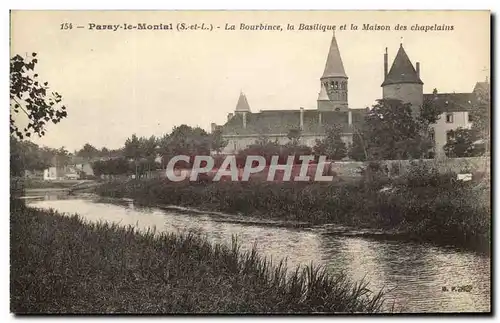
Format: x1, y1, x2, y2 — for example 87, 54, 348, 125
75, 163, 94, 178
24, 169, 44, 179
214, 32, 366, 155
43, 167, 65, 180
382, 44, 489, 157
213, 34, 489, 158
43, 163, 94, 180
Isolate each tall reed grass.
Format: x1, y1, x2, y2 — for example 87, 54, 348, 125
11, 204, 387, 313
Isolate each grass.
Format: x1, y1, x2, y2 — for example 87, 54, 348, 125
10, 202, 387, 314
95, 176, 491, 252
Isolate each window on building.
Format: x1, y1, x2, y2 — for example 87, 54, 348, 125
468, 113, 473, 122
429, 129, 435, 142
446, 113, 454, 123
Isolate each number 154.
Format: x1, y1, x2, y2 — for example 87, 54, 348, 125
60, 23, 73, 30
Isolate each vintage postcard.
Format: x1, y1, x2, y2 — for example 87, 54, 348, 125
10, 10, 491, 314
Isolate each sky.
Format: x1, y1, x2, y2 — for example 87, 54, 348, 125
10, 10, 490, 151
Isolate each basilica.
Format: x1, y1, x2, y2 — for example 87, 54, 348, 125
213, 32, 487, 158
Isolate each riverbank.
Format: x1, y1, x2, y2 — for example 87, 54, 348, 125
95, 177, 491, 252
11, 202, 387, 314
11, 178, 100, 196
15, 178, 82, 189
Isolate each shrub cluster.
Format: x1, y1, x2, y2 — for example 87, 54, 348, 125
96, 177, 490, 250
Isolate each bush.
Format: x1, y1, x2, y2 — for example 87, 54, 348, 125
95, 176, 490, 252
357, 161, 391, 189
401, 160, 456, 187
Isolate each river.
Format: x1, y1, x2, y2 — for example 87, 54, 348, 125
26, 192, 490, 313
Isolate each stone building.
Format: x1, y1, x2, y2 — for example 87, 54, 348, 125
382, 44, 489, 158
213, 33, 489, 158
214, 32, 365, 155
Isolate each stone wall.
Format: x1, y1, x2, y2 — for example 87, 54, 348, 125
329, 157, 490, 178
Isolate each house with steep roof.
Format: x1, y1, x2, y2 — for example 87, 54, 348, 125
382, 44, 424, 115
212, 34, 489, 158
214, 32, 366, 155
382, 44, 489, 157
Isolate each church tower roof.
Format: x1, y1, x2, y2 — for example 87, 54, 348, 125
317, 83, 329, 101
321, 32, 347, 79
235, 91, 251, 112
382, 44, 423, 86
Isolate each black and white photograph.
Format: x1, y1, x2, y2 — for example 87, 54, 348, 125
9, 10, 491, 314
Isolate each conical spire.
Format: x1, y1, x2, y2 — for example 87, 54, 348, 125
235, 91, 251, 112
317, 83, 329, 101
382, 44, 423, 86
321, 32, 347, 79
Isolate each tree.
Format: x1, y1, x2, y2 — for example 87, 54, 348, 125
55, 147, 71, 167
313, 125, 347, 161
139, 135, 158, 176
470, 84, 490, 154
99, 147, 110, 158
124, 134, 142, 161
363, 99, 428, 160
92, 157, 131, 177
210, 129, 228, 153
140, 135, 157, 159
237, 141, 280, 166
124, 134, 158, 178
108, 148, 123, 159
236, 140, 312, 166
443, 128, 484, 158
77, 143, 99, 161
255, 135, 271, 147
10, 53, 67, 139
287, 128, 301, 146
157, 134, 171, 168
10, 137, 52, 176
419, 88, 442, 125
164, 125, 212, 159
348, 132, 367, 161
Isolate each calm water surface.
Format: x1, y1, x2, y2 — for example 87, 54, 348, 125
26, 193, 490, 313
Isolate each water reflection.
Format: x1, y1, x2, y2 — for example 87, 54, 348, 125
319, 236, 490, 312
27, 196, 490, 313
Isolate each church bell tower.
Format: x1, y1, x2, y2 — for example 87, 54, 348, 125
317, 32, 349, 111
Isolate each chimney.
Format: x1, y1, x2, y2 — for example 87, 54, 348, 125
384, 47, 388, 78
348, 110, 352, 126
242, 112, 247, 129
299, 107, 304, 130
227, 113, 233, 121
416, 62, 420, 78
211, 123, 217, 132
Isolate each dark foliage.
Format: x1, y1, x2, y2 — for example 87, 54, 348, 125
10, 53, 67, 139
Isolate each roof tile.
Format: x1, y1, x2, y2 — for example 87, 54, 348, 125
382, 44, 423, 86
